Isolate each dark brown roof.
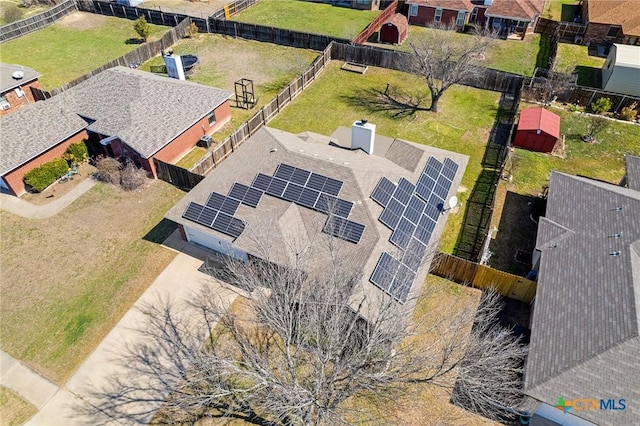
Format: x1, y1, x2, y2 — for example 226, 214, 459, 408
586, 0, 640, 36
485, 0, 544, 20
384, 13, 409, 30
407, 0, 474, 12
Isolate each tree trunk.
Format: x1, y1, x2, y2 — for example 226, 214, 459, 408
430, 93, 441, 113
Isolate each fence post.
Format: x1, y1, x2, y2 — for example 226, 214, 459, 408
615, 95, 627, 113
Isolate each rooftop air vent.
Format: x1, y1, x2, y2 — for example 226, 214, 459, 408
11, 71, 24, 80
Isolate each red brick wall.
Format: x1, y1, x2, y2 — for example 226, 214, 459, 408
409, 6, 467, 26
146, 100, 231, 177
3, 130, 88, 196
0, 79, 42, 117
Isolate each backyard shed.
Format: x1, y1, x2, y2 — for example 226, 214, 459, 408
378, 13, 408, 45
601, 44, 640, 97
513, 107, 560, 153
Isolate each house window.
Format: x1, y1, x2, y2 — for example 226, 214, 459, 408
435, 8, 442, 22
0, 95, 9, 110
456, 11, 466, 26
207, 110, 216, 126
607, 25, 621, 37
470, 8, 478, 23
409, 4, 418, 17
356, 0, 369, 5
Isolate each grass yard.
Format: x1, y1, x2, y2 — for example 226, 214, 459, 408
390, 25, 541, 76
0, 12, 167, 89
139, 0, 230, 17
269, 62, 501, 253
542, 0, 580, 21
232, 0, 379, 39
0, 180, 184, 383
0, 386, 37, 426
553, 43, 605, 87
508, 106, 640, 195
139, 34, 318, 168
0, 0, 50, 25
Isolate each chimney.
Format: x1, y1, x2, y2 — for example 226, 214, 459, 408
351, 118, 376, 155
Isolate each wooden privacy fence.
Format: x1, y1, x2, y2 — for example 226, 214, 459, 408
190, 45, 332, 175
431, 253, 537, 303
0, 0, 78, 42
32, 17, 190, 99
154, 159, 204, 190
352, 0, 398, 44
78, 0, 203, 27
210, 0, 258, 20
561, 86, 640, 113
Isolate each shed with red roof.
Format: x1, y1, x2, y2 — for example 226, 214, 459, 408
513, 107, 560, 153
379, 13, 409, 45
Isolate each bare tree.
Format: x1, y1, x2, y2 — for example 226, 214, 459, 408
409, 23, 495, 113
82, 233, 527, 425
582, 115, 610, 143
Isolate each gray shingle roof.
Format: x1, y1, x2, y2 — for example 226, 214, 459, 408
0, 67, 232, 176
525, 171, 640, 425
59, 67, 232, 158
0, 63, 41, 93
0, 98, 87, 175
165, 126, 469, 313
626, 154, 640, 190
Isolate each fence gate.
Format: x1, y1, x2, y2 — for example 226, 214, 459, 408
154, 158, 204, 190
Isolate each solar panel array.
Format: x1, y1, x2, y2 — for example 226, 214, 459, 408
250, 163, 366, 244
369, 156, 459, 303
183, 163, 367, 244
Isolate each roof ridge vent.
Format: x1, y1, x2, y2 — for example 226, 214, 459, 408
610, 251, 621, 256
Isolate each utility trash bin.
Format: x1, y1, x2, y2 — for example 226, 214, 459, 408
198, 134, 212, 148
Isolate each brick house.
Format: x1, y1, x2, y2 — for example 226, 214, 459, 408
0, 63, 42, 116
581, 0, 640, 46
0, 67, 232, 196
406, 0, 474, 27
479, 0, 546, 40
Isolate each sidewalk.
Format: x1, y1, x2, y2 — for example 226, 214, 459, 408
0, 178, 97, 219
0, 351, 59, 409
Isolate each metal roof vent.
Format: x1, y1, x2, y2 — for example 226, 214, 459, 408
351, 119, 375, 155
12, 70, 24, 80
610, 251, 621, 256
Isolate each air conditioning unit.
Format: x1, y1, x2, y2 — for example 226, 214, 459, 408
0, 102, 10, 111
14, 88, 25, 98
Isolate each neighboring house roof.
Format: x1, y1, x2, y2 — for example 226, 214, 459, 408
626, 154, 640, 190
0, 98, 88, 175
384, 12, 409, 29
0, 63, 41, 94
611, 44, 640, 69
525, 171, 640, 426
406, 0, 474, 12
0, 67, 232, 176
485, 0, 544, 20
58, 67, 232, 158
165, 126, 468, 313
586, 0, 640, 37
517, 107, 560, 138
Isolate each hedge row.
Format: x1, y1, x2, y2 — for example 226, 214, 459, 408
23, 158, 69, 193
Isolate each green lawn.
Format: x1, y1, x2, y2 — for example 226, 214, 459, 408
232, 0, 379, 39
542, 0, 580, 21
510, 107, 640, 195
0, 386, 37, 426
553, 43, 605, 86
269, 62, 501, 252
0, 13, 167, 89
392, 25, 541, 76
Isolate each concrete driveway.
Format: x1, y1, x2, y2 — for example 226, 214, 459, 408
24, 237, 239, 425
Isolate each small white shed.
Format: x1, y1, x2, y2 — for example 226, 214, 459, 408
601, 44, 640, 97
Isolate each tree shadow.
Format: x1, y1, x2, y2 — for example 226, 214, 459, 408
125, 38, 145, 45
575, 65, 601, 87
535, 34, 552, 69
560, 4, 580, 22
340, 85, 431, 119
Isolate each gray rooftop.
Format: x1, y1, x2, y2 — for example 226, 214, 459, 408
0, 67, 232, 175
0, 63, 41, 93
166, 126, 468, 313
0, 98, 87, 175
525, 171, 640, 425
626, 154, 640, 191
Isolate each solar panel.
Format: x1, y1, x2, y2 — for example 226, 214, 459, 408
211, 212, 246, 239
433, 180, 450, 200
402, 238, 427, 272
298, 187, 320, 209
227, 217, 246, 238
198, 206, 218, 226
405, 195, 426, 224
322, 177, 343, 196
228, 183, 249, 201
314, 193, 335, 214
379, 196, 405, 230
183, 202, 204, 222
243, 187, 263, 208
206, 192, 226, 211
252, 173, 272, 191
282, 183, 304, 203
323, 215, 365, 244
370, 252, 399, 292
394, 178, 415, 205
274, 163, 295, 181
390, 217, 415, 250
291, 168, 311, 186
441, 158, 459, 182
370, 177, 396, 207
220, 197, 240, 215
428, 192, 445, 210
307, 173, 327, 192
389, 264, 415, 303
414, 222, 433, 245
416, 174, 436, 201
425, 157, 443, 179
266, 177, 287, 198
424, 203, 440, 221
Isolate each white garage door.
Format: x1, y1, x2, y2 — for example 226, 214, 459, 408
185, 226, 248, 262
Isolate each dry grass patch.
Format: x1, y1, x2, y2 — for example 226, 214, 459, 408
0, 386, 37, 426
0, 180, 184, 383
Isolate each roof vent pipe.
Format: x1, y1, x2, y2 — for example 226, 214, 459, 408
351, 119, 375, 155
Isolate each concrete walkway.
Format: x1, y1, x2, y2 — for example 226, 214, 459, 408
0, 178, 97, 219
0, 351, 59, 409
23, 237, 239, 425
